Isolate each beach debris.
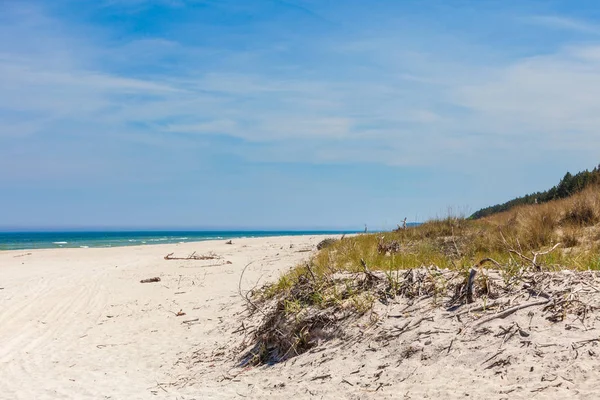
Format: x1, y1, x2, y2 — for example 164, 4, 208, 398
311, 374, 332, 381
377, 237, 401, 255
225, 240, 233, 245
176, 309, 186, 317
164, 251, 220, 260
140, 277, 161, 283
239, 261, 600, 367
13, 252, 32, 258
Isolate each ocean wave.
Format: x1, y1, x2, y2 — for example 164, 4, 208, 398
80, 246, 89, 248
53, 241, 68, 244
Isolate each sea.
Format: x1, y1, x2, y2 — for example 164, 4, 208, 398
0, 230, 360, 251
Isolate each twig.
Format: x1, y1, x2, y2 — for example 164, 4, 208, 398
508, 249, 534, 265
238, 261, 265, 316
399, 367, 418, 383
473, 299, 550, 327
360, 259, 381, 281
532, 243, 561, 266
155, 381, 168, 393
305, 263, 317, 281
446, 338, 454, 354
311, 374, 331, 381
481, 349, 505, 365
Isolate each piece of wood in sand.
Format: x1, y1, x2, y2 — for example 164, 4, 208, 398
140, 277, 161, 283
473, 299, 550, 327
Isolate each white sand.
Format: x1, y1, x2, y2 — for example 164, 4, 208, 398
0, 235, 330, 399
2, 236, 599, 399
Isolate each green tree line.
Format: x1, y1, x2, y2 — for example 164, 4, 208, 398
469, 165, 600, 219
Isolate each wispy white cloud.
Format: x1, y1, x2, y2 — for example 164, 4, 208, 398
454, 45, 600, 151
525, 15, 600, 35
3, 0, 600, 176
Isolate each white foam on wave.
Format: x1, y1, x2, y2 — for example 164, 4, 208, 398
80, 246, 89, 248
53, 241, 68, 245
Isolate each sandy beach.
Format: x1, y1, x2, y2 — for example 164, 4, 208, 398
2, 235, 600, 400
0, 235, 334, 399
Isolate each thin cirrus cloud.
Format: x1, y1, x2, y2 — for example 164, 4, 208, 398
3, 3, 600, 165
525, 15, 600, 35
454, 44, 600, 151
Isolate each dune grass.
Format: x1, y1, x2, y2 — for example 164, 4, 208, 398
264, 185, 600, 300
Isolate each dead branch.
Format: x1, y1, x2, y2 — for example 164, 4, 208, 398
508, 243, 561, 269
508, 249, 535, 265
473, 299, 550, 327
238, 261, 265, 316
466, 268, 477, 303
532, 243, 561, 266
305, 263, 317, 281
164, 251, 220, 260
360, 259, 381, 282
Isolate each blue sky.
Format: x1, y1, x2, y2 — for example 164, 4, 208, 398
2, 0, 600, 230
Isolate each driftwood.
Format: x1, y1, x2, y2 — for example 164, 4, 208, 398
473, 299, 550, 327
164, 251, 220, 260
466, 268, 477, 303
508, 243, 561, 269
360, 258, 381, 282
140, 277, 161, 283
225, 240, 233, 245
377, 237, 401, 255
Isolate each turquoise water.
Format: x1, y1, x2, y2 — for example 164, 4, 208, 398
0, 231, 359, 251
